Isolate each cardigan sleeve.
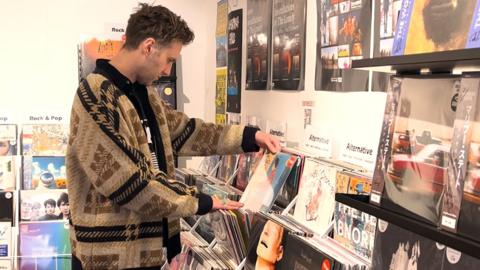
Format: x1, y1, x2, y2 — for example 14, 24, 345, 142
67, 81, 212, 219
159, 100, 260, 156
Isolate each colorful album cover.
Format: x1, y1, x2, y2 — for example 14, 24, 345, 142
235, 151, 264, 191
0, 157, 16, 190
23, 156, 66, 190
215, 67, 227, 121
20, 190, 69, 222
216, 155, 238, 183
245, 214, 288, 270
315, 0, 371, 91
271, 0, 306, 90
78, 36, 124, 81
241, 152, 297, 212
0, 192, 13, 224
0, 125, 17, 156
372, 76, 461, 224
334, 202, 377, 262
0, 222, 12, 258
227, 9, 243, 113
275, 155, 301, 208
22, 125, 69, 156
152, 80, 176, 109
277, 233, 335, 270
392, 0, 480, 56
371, 220, 445, 269
216, 36, 228, 67
293, 159, 336, 234
246, 0, 271, 90
18, 221, 71, 270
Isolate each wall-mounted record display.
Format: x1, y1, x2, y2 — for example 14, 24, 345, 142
271, 0, 306, 90
227, 9, 243, 113
246, 0, 271, 90
315, 0, 372, 91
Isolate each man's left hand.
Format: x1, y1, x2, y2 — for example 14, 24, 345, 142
255, 131, 281, 153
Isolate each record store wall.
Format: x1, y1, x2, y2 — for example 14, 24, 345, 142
226, 0, 388, 172
0, 0, 219, 125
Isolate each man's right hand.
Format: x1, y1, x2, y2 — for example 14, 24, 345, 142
211, 196, 244, 211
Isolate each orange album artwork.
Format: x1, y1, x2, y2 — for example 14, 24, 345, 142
79, 37, 125, 80
404, 0, 477, 54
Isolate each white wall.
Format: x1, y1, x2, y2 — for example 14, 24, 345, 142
0, 0, 218, 124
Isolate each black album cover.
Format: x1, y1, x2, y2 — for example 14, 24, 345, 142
246, 0, 271, 90
371, 220, 445, 270
271, 0, 306, 90
0, 192, 13, 225
227, 9, 243, 113
372, 76, 461, 224
277, 234, 335, 270
315, 0, 371, 91
153, 81, 176, 109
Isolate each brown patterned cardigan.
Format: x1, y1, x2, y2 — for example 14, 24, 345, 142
67, 73, 255, 269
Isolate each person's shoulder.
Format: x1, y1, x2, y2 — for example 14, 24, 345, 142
83, 73, 111, 90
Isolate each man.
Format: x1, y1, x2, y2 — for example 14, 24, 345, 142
57, 192, 69, 220
67, 3, 280, 269
38, 198, 58, 221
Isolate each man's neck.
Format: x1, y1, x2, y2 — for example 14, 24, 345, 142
109, 49, 138, 83
255, 257, 275, 270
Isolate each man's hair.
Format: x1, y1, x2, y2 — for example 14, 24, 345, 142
44, 199, 56, 208
124, 3, 195, 49
57, 192, 69, 207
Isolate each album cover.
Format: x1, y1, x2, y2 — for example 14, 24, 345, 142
216, 36, 228, 68
371, 220, 444, 270
241, 152, 297, 212
271, 0, 306, 90
227, 9, 243, 113
152, 80, 176, 109
276, 233, 335, 270
315, 0, 371, 91
18, 221, 71, 270
216, 155, 238, 183
392, 0, 480, 56
216, 68, 227, 121
22, 124, 69, 156
23, 156, 66, 190
198, 155, 221, 176
441, 248, 480, 269
245, 214, 289, 270
20, 190, 69, 222
194, 214, 216, 244
293, 158, 336, 234
0, 125, 16, 156
335, 170, 372, 195
372, 76, 461, 224
0, 222, 12, 259
246, 0, 271, 90
0, 192, 13, 225
275, 155, 301, 208
78, 36, 124, 81
334, 202, 377, 262
0, 157, 16, 190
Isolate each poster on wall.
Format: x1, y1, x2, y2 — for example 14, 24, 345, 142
392, 0, 480, 56
271, 0, 306, 90
246, 0, 271, 90
78, 23, 126, 82
315, 0, 372, 92
227, 9, 243, 113
216, 68, 227, 125
216, 0, 228, 123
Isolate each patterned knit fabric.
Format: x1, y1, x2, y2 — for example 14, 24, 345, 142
67, 73, 246, 269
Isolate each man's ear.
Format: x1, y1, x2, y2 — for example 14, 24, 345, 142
141, 38, 156, 55
276, 245, 284, 262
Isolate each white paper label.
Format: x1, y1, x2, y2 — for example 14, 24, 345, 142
446, 248, 462, 264
339, 140, 375, 171
370, 193, 381, 204
266, 120, 287, 147
378, 219, 388, 232
441, 215, 457, 229
302, 125, 332, 158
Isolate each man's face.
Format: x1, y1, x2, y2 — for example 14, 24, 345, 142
256, 220, 284, 264
45, 204, 55, 215
0, 141, 10, 156
137, 41, 182, 85
59, 201, 69, 216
